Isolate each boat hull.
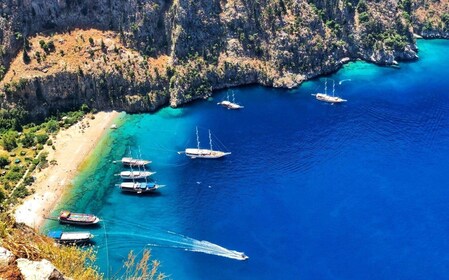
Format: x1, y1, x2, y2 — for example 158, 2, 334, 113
315, 93, 347, 103
218, 101, 244, 109
119, 182, 160, 194
119, 171, 155, 180
121, 157, 151, 167
58, 211, 100, 226
185, 148, 231, 159
48, 231, 94, 245
59, 218, 100, 226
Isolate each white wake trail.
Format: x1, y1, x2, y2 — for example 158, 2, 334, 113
339, 79, 352, 85
106, 231, 248, 261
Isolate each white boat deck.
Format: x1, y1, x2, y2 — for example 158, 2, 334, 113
60, 232, 92, 240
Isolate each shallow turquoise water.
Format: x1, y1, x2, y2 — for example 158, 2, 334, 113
45, 40, 449, 279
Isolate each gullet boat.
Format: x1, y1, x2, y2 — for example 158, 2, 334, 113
118, 182, 161, 194
58, 210, 100, 226
121, 157, 151, 167
182, 127, 231, 159
217, 92, 244, 109
313, 79, 347, 103
119, 170, 156, 180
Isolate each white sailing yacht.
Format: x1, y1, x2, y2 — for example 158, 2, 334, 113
217, 92, 232, 107
118, 170, 156, 180
313, 79, 347, 103
217, 91, 244, 109
182, 127, 231, 159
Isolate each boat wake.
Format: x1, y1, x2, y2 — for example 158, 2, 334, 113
338, 79, 352, 85
105, 230, 248, 261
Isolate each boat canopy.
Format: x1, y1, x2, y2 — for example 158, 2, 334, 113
48, 230, 63, 239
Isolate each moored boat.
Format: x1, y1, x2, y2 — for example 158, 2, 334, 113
47, 230, 94, 244
119, 170, 156, 180
58, 211, 100, 226
121, 157, 151, 167
181, 127, 231, 159
118, 182, 161, 194
313, 79, 347, 104
217, 92, 244, 109
185, 148, 231, 159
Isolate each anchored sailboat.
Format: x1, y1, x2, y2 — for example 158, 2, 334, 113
313, 79, 347, 103
181, 127, 231, 159
117, 150, 162, 194
118, 170, 156, 180
117, 147, 152, 167
217, 91, 244, 109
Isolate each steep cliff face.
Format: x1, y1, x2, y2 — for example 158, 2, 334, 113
0, 0, 443, 119
411, 0, 449, 38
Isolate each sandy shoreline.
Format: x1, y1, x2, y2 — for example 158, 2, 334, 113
14, 111, 120, 229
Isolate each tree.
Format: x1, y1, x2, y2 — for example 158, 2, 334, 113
0, 155, 9, 168
2, 131, 18, 151
46, 120, 59, 133
81, 103, 90, 113
35, 133, 49, 144
23, 49, 30, 64
21, 132, 35, 148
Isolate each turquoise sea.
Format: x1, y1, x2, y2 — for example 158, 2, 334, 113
45, 40, 449, 279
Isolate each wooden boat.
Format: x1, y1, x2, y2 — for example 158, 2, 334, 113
118, 182, 162, 194
119, 170, 156, 180
181, 127, 231, 159
121, 157, 151, 167
313, 79, 347, 104
47, 230, 94, 244
217, 92, 244, 109
58, 210, 100, 226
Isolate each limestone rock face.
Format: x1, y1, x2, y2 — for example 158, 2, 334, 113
0, 0, 446, 118
16, 258, 66, 280
0, 247, 14, 270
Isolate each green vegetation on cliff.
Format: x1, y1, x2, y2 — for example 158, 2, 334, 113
2, 0, 445, 119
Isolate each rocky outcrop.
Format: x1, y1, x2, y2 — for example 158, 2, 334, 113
16, 258, 67, 280
410, 0, 449, 38
0, 0, 443, 119
0, 247, 14, 271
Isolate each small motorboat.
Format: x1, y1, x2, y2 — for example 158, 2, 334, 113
47, 230, 94, 244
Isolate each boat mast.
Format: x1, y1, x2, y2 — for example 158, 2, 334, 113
324, 79, 327, 95
209, 130, 213, 151
196, 126, 200, 151
332, 80, 335, 97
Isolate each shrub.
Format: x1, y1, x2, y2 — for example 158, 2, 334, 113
12, 185, 29, 198
21, 132, 35, 148
0, 156, 9, 168
46, 120, 59, 133
359, 12, 369, 23
35, 134, 49, 144
2, 131, 18, 151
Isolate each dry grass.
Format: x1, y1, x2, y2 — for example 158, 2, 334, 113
120, 249, 166, 280
1, 29, 170, 87
0, 214, 166, 279
0, 214, 101, 280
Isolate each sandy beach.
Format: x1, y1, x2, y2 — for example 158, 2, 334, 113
14, 111, 120, 229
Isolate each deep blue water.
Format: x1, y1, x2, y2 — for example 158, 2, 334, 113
44, 40, 449, 279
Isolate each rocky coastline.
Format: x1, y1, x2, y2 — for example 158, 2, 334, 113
0, 0, 446, 120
